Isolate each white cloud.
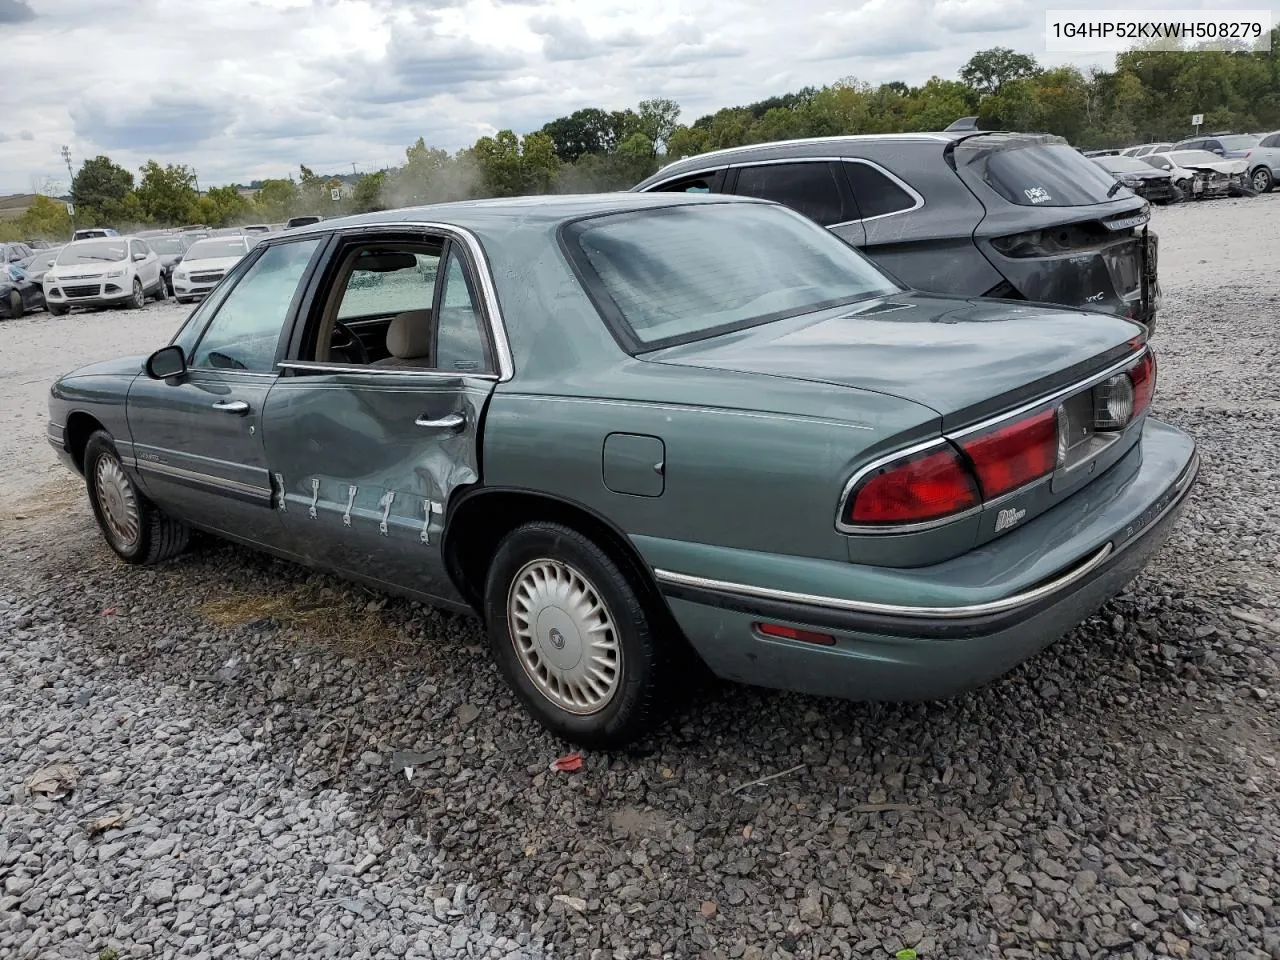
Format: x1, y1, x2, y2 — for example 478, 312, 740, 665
0, 0, 1245, 193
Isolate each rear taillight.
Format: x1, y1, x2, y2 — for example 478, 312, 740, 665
844, 446, 980, 526
957, 408, 1058, 499
1129, 350, 1156, 418
841, 349, 1157, 532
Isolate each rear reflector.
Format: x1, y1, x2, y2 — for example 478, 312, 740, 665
845, 446, 981, 526
957, 408, 1058, 500
755, 623, 837, 646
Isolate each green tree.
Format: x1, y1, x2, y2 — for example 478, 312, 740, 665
16, 195, 73, 240
136, 161, 199, 224
636, 98, 681, 153
470, 130, 560, 196
71, 156, 135, 224
253, 178, 299, 221
352, 171, 387, 212
960, 47, 1041, 96
540, 107, 622, 162
199, 185, 253, 226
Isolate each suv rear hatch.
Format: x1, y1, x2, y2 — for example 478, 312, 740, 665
948, 133, 1160, 327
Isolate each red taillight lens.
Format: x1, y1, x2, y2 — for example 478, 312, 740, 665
845, 446, 980, 526
1129, 350, 1156, 418
957, 408, 1058, 500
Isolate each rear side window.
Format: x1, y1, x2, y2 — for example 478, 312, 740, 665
843, 162, 917, 219
654, 172, 722, 194
733, 162, 851, 226
961, 140, 1124, 207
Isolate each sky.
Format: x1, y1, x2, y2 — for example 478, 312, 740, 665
0, 0, 1269, 194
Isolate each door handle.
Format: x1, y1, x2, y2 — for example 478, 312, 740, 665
212, 399, 250, 415
414, 413, 465, 431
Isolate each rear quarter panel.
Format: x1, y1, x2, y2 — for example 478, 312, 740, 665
479, 360, 943, 564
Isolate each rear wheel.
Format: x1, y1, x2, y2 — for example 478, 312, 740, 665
1252, 166, 1274, 193
84, 431, 189, 564
6, 290, 21, 319
151, 280, 167, 301
483, 521, 671, 749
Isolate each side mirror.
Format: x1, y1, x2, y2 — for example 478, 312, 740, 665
146, 345, 187, 381
133, 252, 147, 261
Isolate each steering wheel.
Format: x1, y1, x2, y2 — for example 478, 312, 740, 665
330, 320, 369, 365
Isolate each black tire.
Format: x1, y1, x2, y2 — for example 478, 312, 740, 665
127, 278, 145, 309
83, 431, 189, 565
151, 280, 167, 302
7, 290, 24, 319
483, 521, 672, 749
48, 304, 69, 316
1251, 166, 1274, 193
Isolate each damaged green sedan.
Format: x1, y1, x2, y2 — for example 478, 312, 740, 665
47, 194, 1199, 748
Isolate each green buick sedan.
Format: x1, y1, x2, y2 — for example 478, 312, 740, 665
47, 194, 1199, 748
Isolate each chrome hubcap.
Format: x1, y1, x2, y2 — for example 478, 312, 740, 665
1254, 171, 1270, 191
507, 558, 621, 715
95, 454, 140, 549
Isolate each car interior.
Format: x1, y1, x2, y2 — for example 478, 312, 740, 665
302, 238, 492, 375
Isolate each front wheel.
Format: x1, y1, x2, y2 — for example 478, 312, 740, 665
127, 278, 145, 309
483, 521, 672, 749
83, 431, 190, 564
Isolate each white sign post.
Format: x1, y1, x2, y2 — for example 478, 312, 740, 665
65, 202, 75, 216
330, 188, 341, 202
1191, 113, 1204, 134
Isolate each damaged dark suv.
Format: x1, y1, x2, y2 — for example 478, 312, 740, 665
633, 132, 1160, 331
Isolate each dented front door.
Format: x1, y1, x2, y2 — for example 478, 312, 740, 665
261, 370, 493, 604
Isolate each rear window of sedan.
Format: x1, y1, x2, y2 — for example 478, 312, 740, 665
562, 202, 901, 350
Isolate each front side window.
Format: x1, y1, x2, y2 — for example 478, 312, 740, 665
564, 202, 900, 350
733, 162, 850, 226
655, 173, 721, 194
192, 238, 321, 372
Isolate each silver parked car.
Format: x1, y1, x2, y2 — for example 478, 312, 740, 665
1243, 132, 1280, 192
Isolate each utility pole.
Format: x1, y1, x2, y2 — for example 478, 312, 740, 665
352, 162, 358, 176
60, 145, 75, 232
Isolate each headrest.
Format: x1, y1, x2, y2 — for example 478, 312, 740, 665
385, 309, 433, 360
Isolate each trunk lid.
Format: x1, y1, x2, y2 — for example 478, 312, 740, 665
642, 293, 1143, 429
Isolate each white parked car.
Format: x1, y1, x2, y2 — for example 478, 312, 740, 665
171, 236, 253, 303
42, 237, 165, 315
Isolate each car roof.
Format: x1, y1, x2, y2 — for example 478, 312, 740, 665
279, 191, 761, 238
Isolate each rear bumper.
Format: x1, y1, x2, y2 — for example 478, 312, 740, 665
648, 419, 1198, 701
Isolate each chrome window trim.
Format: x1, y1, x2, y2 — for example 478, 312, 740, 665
642, 156, 926, 225
277, 360, 498, 381
656, 542, 1114, 621
835, 348, 1150, 535
278, 220, 514, 382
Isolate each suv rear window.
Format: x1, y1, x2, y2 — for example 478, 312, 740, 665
562, 202, 900, 350
958, 135, 1124, 207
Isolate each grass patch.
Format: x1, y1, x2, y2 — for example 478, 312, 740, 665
197, 585, 405, 657
1, 474, 84, 522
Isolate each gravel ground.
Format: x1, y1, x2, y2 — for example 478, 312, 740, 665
2, 196, 1278, 960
